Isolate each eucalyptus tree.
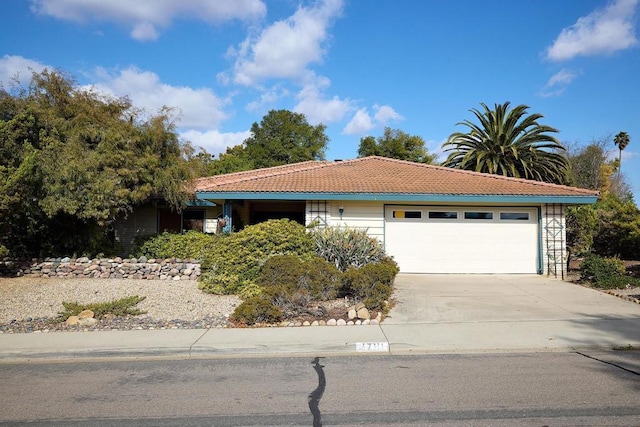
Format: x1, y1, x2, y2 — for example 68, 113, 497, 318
442, 102, 568, 184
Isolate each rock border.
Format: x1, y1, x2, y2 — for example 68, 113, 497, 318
0, 257, 201, 281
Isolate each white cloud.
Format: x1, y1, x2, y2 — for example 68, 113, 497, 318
539, 68, 581, 97
131, 21, 159, 41
245, 84, 289, 112
373, 104, 403, 125
0, 55, 48, 87
293, 79, 355, 125
342, 104, 404, 135
30, 0, 266, 41
90, 67, 229, 129
546, 0, 638, 61
342, 108, 374, 135
428, 138, 449, 163
181, 129, 250, 155
230, 0, 343, 86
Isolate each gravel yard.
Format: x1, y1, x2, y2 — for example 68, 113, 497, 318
0, 277, 241, 333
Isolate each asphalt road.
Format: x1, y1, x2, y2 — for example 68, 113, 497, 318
1, 351, 639, 426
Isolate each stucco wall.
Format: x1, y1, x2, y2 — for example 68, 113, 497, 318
306, 200, 385, 242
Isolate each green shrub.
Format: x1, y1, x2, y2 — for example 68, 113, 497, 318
580, 254, 625, 282
237, 281, 264, 299
593, 274, 640, 289
199, 219, 315, 294
231, 296, 283, 325
312, 226, 386, 271
134, 231, 217, 260
198, 272, 243, 295
258, 254, 307, 294
342, 257, 399, 309
58, 295, 146, 321
579, 254, 639, 289
0, 245, 9, 258
258, 254, 342, 301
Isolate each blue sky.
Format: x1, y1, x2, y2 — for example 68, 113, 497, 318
2, 0, 639, 197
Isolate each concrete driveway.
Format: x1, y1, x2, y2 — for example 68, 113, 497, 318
382, 274, 640, 352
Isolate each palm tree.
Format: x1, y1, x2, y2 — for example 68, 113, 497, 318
614, 131, 630, 173
442, 102, 569, 184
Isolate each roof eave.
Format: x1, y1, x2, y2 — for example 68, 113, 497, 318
196, 191, 598, 205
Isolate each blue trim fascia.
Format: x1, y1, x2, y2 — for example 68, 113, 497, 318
196, 191, 597, 205
187, 200, 216, 207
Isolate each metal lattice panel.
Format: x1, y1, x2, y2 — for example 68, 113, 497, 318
308, 200, 328, 227
544, 204, 565, 279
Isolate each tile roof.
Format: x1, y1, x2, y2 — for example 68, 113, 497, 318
194, 156, 598, 198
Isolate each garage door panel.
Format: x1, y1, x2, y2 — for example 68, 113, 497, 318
385, 206, 538, 274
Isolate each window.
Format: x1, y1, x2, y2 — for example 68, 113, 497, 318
464, 212, 493, 220
393, 210, 422, 219
183, 210, 205, 232
500, 212, 529, 221
428, 211, 458, 219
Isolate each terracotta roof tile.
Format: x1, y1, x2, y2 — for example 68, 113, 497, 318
194, 156, 598, 197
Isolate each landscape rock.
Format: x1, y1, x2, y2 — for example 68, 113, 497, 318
0, 258, 202, 281
357, 307, 370, 320
65, 316, 79, 326
326, 318, 337, 326
78, 317, 98, 326
78, 309, 94, 319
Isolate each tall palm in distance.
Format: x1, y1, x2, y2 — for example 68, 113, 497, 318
614, 131, 630, 174
442, 102, 569, 184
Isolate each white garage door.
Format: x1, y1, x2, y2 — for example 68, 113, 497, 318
384, 206, 539, 274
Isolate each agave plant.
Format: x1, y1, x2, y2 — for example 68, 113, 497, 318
312, 226, 386, 271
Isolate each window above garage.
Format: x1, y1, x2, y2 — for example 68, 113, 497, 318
464, 212, 494, 220
428, 211, 458, 219
500, 212, 530, 220
393, 210, 422, 219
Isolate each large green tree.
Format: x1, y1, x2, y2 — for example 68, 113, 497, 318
357, 127, 436, 163
442, 102, 568, 184
244, 109, 328, 169
198, 110, 329, 175
0, 70, 194, 257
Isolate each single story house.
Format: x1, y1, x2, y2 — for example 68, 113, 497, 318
116, 156, 598, 277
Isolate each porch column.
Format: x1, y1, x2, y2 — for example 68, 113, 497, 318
223, 201, 233, 233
